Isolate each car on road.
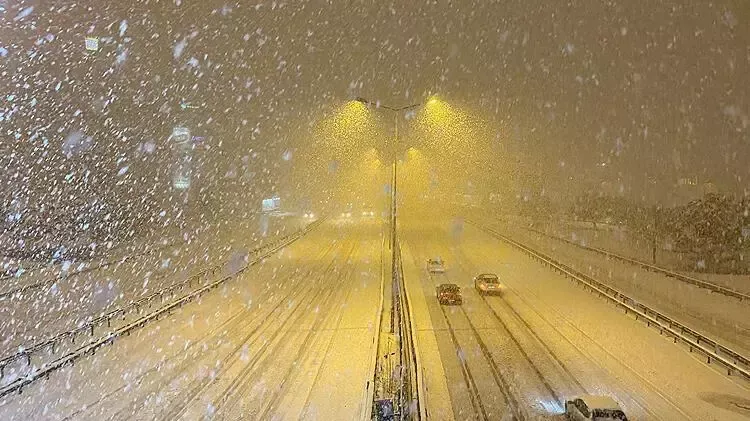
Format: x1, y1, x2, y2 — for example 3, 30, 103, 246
436, 283, 462, 305
338, 203, 354, 219
474, 273, 505, 296
359, 203, 376, 217
426, 257, 445, 273
565, 395, 628, 420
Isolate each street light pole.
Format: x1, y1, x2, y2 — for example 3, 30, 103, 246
354, 97, 420, 253
392, 112, 398, 252
355, 97, 422, 418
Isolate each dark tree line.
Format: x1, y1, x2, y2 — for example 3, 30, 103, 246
571, 193, 750, 273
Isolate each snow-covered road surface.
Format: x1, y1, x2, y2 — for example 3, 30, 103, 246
0, 219, 382, 420
3, 215, 750, 420
0, 216, 305, 359
497, 220, 750, 358
401, 217, 750, 420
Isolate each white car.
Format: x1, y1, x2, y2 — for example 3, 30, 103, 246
474, 273, 505, 296
565, 395, 628, 420
303, 212, 316, 219
426, 258, 445, 273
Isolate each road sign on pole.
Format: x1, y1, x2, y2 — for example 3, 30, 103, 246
180, 102, 200, 110
85, 37, 99, 52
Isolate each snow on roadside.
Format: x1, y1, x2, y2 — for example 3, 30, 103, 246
500, 223, 750, 357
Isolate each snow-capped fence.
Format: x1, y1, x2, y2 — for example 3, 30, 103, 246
394, 240, 426, 420
367, 235, 425, 421
0, 217, 325, 396
362, 233, 387, 421
470, 221, 750, 383
525, 226, 750, 302
0, 236, 181, 301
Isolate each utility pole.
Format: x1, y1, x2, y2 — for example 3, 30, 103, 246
353, 97, 421, 255
392, 112, 398, 253
354, 97, 422, 421
652, 206, 660, 264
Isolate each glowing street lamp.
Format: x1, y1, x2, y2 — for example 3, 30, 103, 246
354, 97, 422, 112
347, 95, 452, 242
352, 97, 424, 249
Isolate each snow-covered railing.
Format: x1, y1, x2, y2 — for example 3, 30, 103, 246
525, 226, 750, 302
469, 221, 750, 383
362, 233, 387, 421
0, 237, 181, 301
394, 240, 426, 420
0, 217, 325, 391
0, 263, 219, 377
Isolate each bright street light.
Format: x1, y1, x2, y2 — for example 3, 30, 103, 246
352, 97, 427, 253
347, 95, 455, 243
354, 97, 421, 112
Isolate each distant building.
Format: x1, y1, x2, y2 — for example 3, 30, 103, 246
261, 196, 281, 213
170, 126, 193, 191
670, 176, 719, 206
677, 176, 698, 186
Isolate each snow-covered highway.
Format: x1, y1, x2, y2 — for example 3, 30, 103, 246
0, 218, 383, 420
1, 216, 750, 420
401, 217, 750, 420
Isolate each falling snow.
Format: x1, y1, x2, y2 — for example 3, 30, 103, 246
13, 6, 33, 21
1, 2, 749, 420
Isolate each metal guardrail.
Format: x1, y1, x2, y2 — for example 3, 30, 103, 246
369, 235, 424, 421
394, 241, 425, 420
1, 214, 306, 299
0, 238, 165, 282
469, 221, 750, 382
0, 238, 182, 300
0, 218, 325, 385
524, 226, 750, 302
361, 234, 387, 421
0, 263, 219, 377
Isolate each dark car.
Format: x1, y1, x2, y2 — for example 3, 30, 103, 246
436, 283, 462, 305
